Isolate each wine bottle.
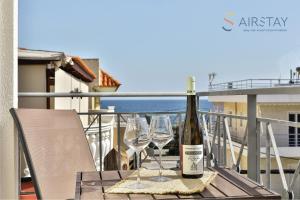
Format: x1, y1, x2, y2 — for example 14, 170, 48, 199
180, 76, 204, 178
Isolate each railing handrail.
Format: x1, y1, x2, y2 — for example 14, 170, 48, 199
18, 86, 300, 97
78, 110, 300, 128
209, 78, 300, 91
211, 78, 297, 86
18, 92, 188, 97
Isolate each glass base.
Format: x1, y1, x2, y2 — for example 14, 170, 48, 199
150, 176, 171, 182
125, 182, 148, 189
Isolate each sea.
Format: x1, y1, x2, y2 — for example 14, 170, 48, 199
101, 99, 212, 113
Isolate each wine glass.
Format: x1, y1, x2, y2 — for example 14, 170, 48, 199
150, 115, 174, 182
123, 115, 152, 189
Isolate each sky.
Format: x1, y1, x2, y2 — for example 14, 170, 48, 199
19, 0, 300, 92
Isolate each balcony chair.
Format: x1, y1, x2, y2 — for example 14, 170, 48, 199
10, 108, 97, 200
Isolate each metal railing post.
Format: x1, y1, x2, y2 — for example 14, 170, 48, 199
209, 111, 212, 134
289, 160, 300, 196
267, 123, 289, 197
224, 117, 237, 168
247, 94, 260, 182
217, 116, 221, 166
235, 123, 248, 173
98, 114, 102, 171
117, 114, 121, 170
222, 116, 227, 167
266, 122, 271, 189
210, 118, 218, 166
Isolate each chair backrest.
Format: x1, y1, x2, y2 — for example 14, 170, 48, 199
10, 108, 97, 199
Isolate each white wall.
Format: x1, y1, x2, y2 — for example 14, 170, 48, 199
0, 0, 18, 198
55, 69, 72, 109
54, 69, 89, 126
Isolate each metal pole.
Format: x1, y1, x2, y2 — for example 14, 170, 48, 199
99, 114, 102, 171
224, 117, 237, 167
223, 117, 227, 167
217, 116, 221, 166
289, 160, 300, 193
117, 114, 121, 170
247, 94, 259, 182
266, 122, 271, 189
267, 123, 289, 193
235, 123, 248, 172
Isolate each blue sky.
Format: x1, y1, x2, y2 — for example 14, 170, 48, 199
19, 0, 300, 92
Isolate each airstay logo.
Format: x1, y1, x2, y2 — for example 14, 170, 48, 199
222, 12, 235, 32
222, 12, 288, 32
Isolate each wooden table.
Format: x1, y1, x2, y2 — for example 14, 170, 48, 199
75, 167, 280, 199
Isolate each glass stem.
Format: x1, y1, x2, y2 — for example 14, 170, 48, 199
159, 147, 162, 178
136, 151, 141, 184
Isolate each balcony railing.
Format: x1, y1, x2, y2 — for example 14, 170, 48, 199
18, 89, 300, 199
209, 79, 300, 91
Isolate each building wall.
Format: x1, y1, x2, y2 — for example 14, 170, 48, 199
222, 102, 247, 142
18, 64, 47, 108
215, 101, 300, 147
0, 0, 18, 198
259, 104, 300, 147
82, 58, 100, 111
54, 69, 89, 126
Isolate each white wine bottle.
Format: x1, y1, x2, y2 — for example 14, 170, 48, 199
180, 76, 204, 178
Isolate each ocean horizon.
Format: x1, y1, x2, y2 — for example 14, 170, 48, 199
101, 99, 212, 113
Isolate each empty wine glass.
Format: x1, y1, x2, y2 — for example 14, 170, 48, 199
150, 115, 174, 182
124, 115, 152, 189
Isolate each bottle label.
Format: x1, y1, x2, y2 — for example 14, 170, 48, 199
187, 76, 196, 95
182, 145, 203, 175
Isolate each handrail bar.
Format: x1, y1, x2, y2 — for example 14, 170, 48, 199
18, 92, 187, 97
18, 86, 300, 97
78, 111, 300, 128
210, 78, 297, 86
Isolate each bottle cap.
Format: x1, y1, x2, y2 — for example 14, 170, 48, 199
187, 76, 196, 95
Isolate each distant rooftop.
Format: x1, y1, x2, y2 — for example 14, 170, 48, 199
100, 69, 121, 88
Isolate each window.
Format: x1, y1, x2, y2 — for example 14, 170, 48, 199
288, 113, 300, 147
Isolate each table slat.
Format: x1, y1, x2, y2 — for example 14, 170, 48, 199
211, 174, 248, 197
200, 184, 226, 198
103, 193, 129, 200
81, 187, 103, 200
178, 194, 202, 199
153, 194, 179, 199
220, 168, 273, 196
129, 194, 154, 200
101, 171, 121, 181
82, 171, 100, 181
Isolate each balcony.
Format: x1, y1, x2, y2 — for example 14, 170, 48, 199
17, 88, 300, 199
